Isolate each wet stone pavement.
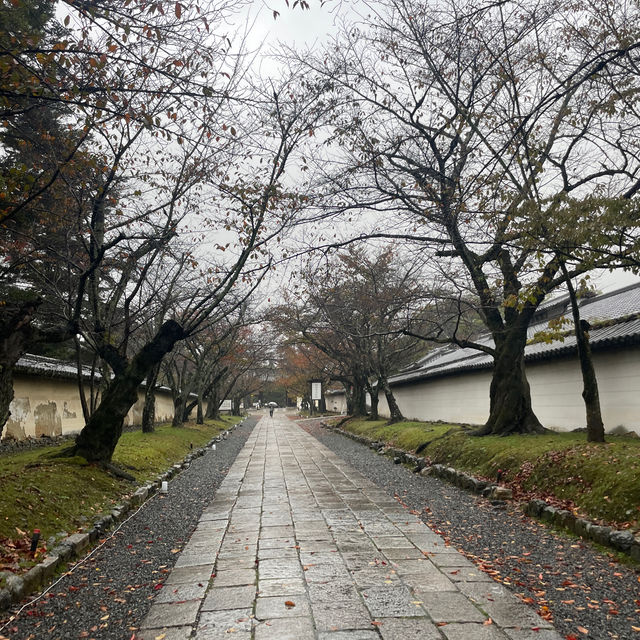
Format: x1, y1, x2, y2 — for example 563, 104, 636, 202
138, 413, 562, 639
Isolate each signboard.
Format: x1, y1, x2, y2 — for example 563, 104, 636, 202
219, 399, 232, 411
311, 381, 322, 401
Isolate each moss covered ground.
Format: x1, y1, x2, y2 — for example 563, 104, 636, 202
0, 417, 239, 571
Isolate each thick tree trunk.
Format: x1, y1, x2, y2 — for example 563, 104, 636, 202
562, 266, 605, 443
351, 381, 367, 417
475, 330, 546, 436
196, 397, 204, 424
382, 377, 404, 424
0, 301, 39, 435
73, 320, 185, 463
205, 386, 221, 420
0, 363, 15, 436
172, 395, 186, 427
142, 362, 161, 433
232, 396, 242, 416
345, 385, 354, 415
367, 381, 379, 421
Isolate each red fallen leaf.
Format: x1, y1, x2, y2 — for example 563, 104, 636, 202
153, 584, 163, 590
284, 600, 295, 608
566, 635, 579, 640
483, 618, 493, 625
371, 621, 383, 626
608, 609, 619, 615
436, 622, 448, 626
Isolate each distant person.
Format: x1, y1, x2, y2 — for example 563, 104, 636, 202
269, 406, 274, 417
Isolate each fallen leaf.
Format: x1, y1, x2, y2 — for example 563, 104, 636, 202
284, 601, 295, 608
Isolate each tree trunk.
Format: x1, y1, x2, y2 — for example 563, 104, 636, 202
172, 395, 186, 427
351, 380, 367, 417
73, 320, 185, 463
0, 301, 40, 435
344, 385, 354, 415
367, 381, 379, 420
196, 396, 204, 424
183, 398, 197, 422
142, 362, 161, 433
75, 337, 91, 424
562, 265, 605, 443
0, 363, 15, 438
475, 329, 546, 436
382, 377, 404, 424
205, 386, 221, 420
232, 396, 242, 416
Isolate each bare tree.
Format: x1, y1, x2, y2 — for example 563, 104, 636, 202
272, 246, 424, 420
297, 0, 640, 435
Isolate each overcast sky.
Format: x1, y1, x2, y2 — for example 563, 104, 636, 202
240, 0, 640, 297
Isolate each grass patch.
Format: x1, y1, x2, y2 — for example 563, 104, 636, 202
336, 417, 640, 527
0, 416, 239, 571
336, 417, 458, 452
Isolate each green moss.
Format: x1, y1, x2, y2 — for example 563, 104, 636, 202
337, 417, 640, 526
0, 416, 240, 553
341, 418, 456, 451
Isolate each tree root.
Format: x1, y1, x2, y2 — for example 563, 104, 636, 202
102, 462, 136, 481
470, 422, 551, 437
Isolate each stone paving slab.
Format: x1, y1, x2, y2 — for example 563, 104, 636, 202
139, 413, 561, 639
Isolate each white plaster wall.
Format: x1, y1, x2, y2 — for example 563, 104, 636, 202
376, 370, 491, 425
324, 345, 640, 435
5, 375, 179, 440
527, 348, 640, 432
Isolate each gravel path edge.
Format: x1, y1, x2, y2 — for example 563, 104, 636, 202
0, 419, 247, 615
328, 423, 640, 562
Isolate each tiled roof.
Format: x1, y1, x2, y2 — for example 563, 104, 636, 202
390, 282, 640, 386
14, 354, 171, 392
15, 354, 100, 380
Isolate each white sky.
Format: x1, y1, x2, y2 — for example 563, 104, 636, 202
238, 0, 640, 299
245, 0, 344, 48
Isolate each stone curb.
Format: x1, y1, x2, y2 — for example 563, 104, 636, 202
325, 423, 640, 562
0, 420, 244, 612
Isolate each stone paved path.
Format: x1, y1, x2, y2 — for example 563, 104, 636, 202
138, 413, 562, 639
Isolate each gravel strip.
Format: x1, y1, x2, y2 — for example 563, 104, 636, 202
0, 417, 257, 640
299, 419, 640, 640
